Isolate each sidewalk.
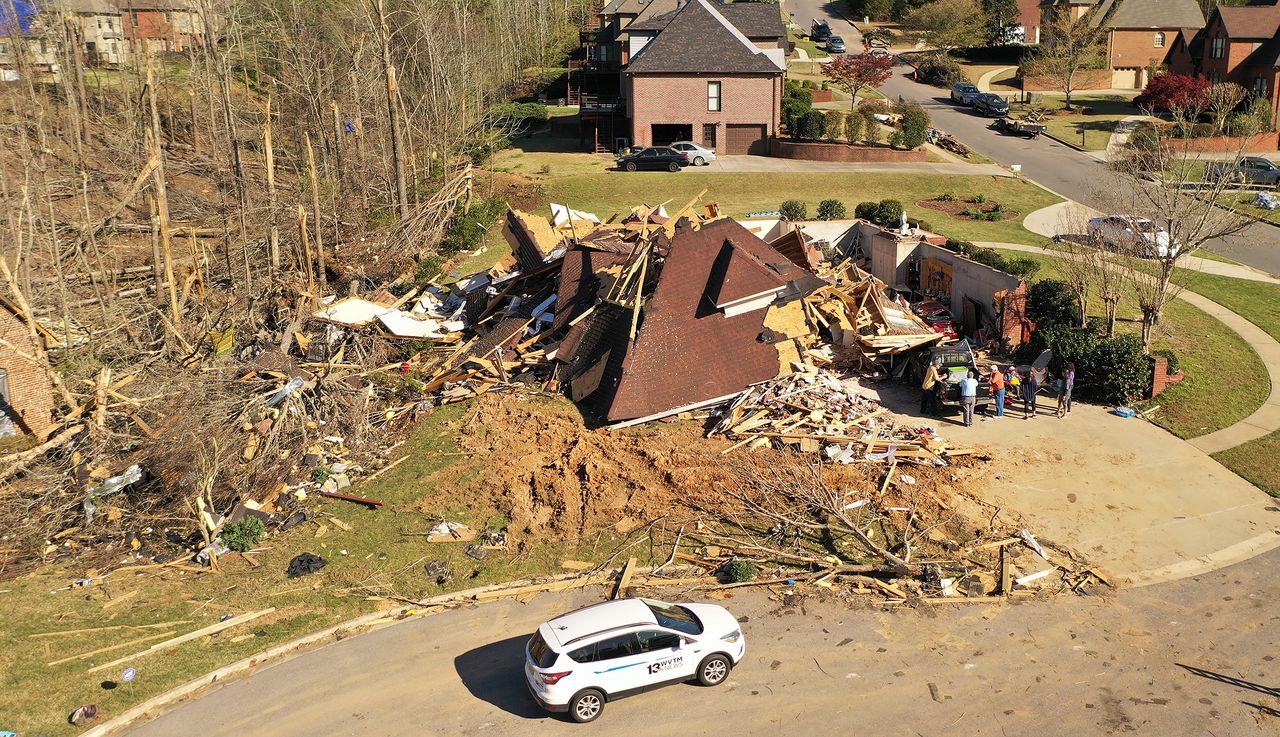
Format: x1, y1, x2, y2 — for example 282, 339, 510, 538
703, 154, 1010, 176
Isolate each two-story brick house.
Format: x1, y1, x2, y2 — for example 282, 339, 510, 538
1168, 3, 1280, 102
121, 0, 203, 55
1040, 0, 1205, 90
622, 0, 785, 154
37, 0, 128, 66
573, 0, 785, 154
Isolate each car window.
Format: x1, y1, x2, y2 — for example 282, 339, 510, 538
673, 144, 689, 151
569, 633, 639, 663
529, 632, 558, 669
639, 148, 656, 157
636, 630, 682, 653
643, 600, 704, 635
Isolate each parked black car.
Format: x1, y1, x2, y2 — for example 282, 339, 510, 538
616, 147, 691, 172
811, 19, 831, 41
972, 93, 1009, 117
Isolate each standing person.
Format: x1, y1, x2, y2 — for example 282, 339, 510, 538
1057, 362, 1075, 418
1024, 366, 1043, 418
960, 370, 978, 426
920, 358, 944, 416
988, 365, 1006, 418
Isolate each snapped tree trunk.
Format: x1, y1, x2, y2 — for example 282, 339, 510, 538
374, 0, 410, 220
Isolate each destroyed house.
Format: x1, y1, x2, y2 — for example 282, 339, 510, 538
556, 217, 821, 422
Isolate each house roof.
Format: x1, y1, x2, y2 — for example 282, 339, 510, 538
1216, 4, 1280, 40
628, 1, 784, 38
117, 0, 196, 10
706, 240, 788, 307
1092, 0, 1204, 29
605, 218, 813, 421
626, 0, 783, 75
600, 0, 666, 16
40, 0, 120, 14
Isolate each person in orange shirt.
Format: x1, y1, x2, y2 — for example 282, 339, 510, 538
988, 365, 1006, 418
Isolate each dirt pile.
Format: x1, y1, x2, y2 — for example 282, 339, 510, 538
427, 394, 994, 543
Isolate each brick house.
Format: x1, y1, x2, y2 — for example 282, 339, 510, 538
1013, 0, 1043, 44
121, 0, 203, 55
35, 0, 128, 66
1167, 3, 1280, 103
1040, 0, 1205, 89
622, 0, 785, 154
0, 297, 56, 439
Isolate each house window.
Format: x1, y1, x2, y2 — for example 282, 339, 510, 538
1255, 76, 1269, 99
1154, 32, 1165, 48
0, 42, 7, 54
1211, 36, 1225, 59
707, 81, 721, 112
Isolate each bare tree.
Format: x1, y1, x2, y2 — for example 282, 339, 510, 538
1205, 82, 1247, 136
1023, 6, 1107, 110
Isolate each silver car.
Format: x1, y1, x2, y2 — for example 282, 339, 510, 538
1088, 215, 1178, 259
670, 141, 716, 166
950, 82, 980, 106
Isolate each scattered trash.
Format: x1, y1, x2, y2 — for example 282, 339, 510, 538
286, 553, 328, 578
69, 704, 99, 726
465, 544, 489, 561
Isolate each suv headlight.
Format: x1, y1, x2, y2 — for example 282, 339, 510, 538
721, 629, 742, 644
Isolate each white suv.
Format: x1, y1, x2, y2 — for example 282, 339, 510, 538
524, 597, 746, 723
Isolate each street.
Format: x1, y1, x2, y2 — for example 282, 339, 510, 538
126, 546, 1280, 737
784, 0, 1280, 274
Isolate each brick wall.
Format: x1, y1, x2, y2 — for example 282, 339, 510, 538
0, 308, 55, 438
1022, 68, 1112, 92
1150, 355, 1185, 397
1172, 133, 1280, 153
124, 9, 201, 53
627, 73, 782, 152
769, 139, 927, 162
1109, 28, 1176, 71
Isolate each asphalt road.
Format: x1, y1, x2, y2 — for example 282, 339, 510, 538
126, 546, 1280, 737
785, 0, 1280, 274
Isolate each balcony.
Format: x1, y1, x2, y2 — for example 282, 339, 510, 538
579, 94, 623, 114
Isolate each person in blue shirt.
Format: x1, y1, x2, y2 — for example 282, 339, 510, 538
959, 370, 979, 427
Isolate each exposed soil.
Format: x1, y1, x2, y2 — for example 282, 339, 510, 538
425, 394, 998, 544
917, 198, 1021, 222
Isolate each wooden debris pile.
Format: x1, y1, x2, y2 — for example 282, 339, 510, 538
710, 367, 974, 463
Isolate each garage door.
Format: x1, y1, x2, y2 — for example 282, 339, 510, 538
725, 124, 768, 155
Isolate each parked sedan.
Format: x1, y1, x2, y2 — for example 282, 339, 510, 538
616, 147, 691, 172
950, 82, 980, 106
1088, 215, 1179, 259
972, 93, 1009, 117
826, 35, 847, 53
669, 141, 716, 166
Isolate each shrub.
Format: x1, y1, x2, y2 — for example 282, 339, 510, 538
874, 199, 904, 227
861, 109, 883, 144
802, 79, 817, 89
973, 193, 987, 204
487, 101, 549, 133
945, 238, 975, 254
798, 109, 828, 140
888, 130, 905, 148
824, 110, 846, 141
915, 55, 967, 87
725, 559, 758, 583
937, 192, 957, 202
1249, 96, 1274, 132
983, 211, 1004, 222
960, 207, 980, 218
782, 80, 814, 134
1027, 279, 1079, 330
1002, 256, 1039, 278
220, 516, 265, 553
991, 202, 1004, 212
855, 201, 879, 220
1135, 73, 1210, 113
1090, 334, 1152, 405
779, 199, 808, 220
1129, 124, 1162, 150
858, 98, 890, 114
817, 199, 847, 220
1151, 348, 1180, 374
442, 197, 507, 254
844, 111, 864, 143
897, 102, 931, 149
414, 254, 446, 286
968, 247, 1005, 270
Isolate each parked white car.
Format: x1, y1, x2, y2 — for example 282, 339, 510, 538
1088, 215, 1179, 259
669, 141, 716, 166
525, 597, 745, 723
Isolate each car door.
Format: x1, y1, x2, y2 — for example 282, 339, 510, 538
573, 632, 652, 697
634, 630, 693, 686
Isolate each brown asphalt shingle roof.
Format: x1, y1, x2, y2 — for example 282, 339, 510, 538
626, 0, 782, 75
605, 218, 811, 421
1217, 5, 1280, 39
629, 1, 785, 37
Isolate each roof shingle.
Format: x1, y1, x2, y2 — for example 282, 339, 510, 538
626, 0, 783, 74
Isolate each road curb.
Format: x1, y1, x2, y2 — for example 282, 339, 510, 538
77, 569, 620, 737
1041, 130, 1093, 153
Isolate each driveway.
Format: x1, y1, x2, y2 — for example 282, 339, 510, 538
781, 0, 1280, 274
702, 155, 1008, 176
125, 546, 1280, 737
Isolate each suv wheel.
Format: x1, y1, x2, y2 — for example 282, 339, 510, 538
569, 689, 605, 723
667, 161, 680, 172
696, 654, 731, 686
624, 162, 637, 172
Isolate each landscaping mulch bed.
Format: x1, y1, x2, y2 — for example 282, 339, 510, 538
917, 198, 1021, 222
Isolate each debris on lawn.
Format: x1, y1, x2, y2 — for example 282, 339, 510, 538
286, 553, 329, 578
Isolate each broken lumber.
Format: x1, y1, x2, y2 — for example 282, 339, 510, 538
612, 556, 637, 599
87, 608, 276, 674
47, 630, 177, 667
316, 491, 384, 508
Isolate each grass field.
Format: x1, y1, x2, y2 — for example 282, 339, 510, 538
992, 249, 1269, 440
0, 400, 634, 736
547, 171, 1059, 245
1010, 94, 1146, 151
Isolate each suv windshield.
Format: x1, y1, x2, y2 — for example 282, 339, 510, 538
643, 600, 704, 635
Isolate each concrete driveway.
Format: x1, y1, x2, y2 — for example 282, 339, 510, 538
125, 545, 1280, 737
702, 155, 1009, 177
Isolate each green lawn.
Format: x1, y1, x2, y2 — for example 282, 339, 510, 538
993, 249, 1269, 439
547, 172, 1060, 245
0, 400, 630, 736
1215, 191, 1280, 227
1011, 94, 1146, 151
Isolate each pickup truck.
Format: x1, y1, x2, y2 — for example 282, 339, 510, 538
1204, 157, 1280, 186
910, 341, 991, 408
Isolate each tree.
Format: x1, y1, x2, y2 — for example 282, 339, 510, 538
821, 53, 896, 109
982, 0, 1022, 44
782, 80, 813, 135
1105, 136, 1256, 351
824, 111, 846, 141
798, 109, 827, 140
1026, 279, 1080, 330
861, 109, 884, 144
1022, 7, 1106, 110
903, 0, 986, 59
844, 109, 865, 143
1135, 73, 1211, 115
780, 200, 808, 220
818, 199, 847, 220
1205, 82, 1248, 136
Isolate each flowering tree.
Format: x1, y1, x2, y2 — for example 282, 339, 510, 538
1135, 73, 1211, 113
821, 53, 895, 109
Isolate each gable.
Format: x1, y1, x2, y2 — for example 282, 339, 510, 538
626, 0, 783, 74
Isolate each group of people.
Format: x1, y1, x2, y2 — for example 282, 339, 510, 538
921, 359, 1075, 428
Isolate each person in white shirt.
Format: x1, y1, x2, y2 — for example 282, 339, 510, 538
959, 370, 979, 427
